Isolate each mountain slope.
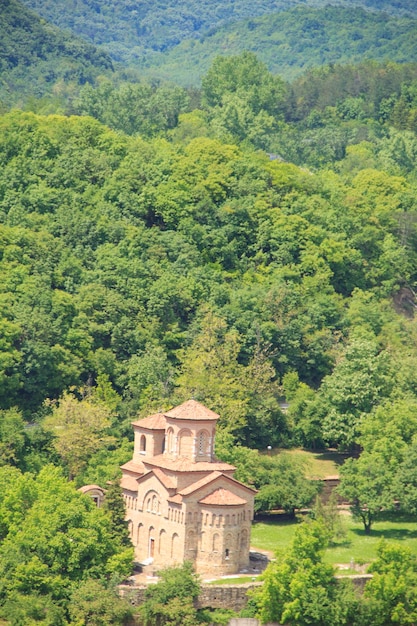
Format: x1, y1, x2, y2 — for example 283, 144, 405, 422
0, 0, 113, 105
20, 0, 417, 64
137, 6, 417, 84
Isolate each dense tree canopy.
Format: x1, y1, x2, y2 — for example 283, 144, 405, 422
0, 465, 133, 624
2, 18, 417, 620
251, 520, 357, 626
17, 0, 417, 82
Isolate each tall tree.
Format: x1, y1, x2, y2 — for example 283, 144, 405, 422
103, 481, 131, 547
251, 520, 357, 626
0, 465, 133, 622
338, 451, 395, 534
360, 542, 417, 626
42, 389, 114, 480
140, 562, 200, 626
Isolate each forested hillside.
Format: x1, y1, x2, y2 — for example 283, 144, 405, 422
0, 0, 113, 107
20, 0, 417, 57
16, 0, 417, 80
4, 0, 417, 620
2, 55, 417, 455
139, 6, 417, 84
4, 0, 417, 107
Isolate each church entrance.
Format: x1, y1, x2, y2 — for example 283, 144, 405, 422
149, 537, 155, 558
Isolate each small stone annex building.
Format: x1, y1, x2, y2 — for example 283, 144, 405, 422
120, 400, 256, 577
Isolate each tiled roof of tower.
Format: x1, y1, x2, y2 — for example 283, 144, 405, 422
164, 399, 219, 421
131, 413, 166, 430
199, 488, 247, 506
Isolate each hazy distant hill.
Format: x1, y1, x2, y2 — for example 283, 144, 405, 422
0, 0, 113, 105
135, 6, 417, 84
20, 0, 417, 65
17, 0, 417, 87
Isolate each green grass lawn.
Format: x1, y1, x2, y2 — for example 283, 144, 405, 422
274, 448, 347, 479
251, 518, 301, 553
251, 512, 417, 571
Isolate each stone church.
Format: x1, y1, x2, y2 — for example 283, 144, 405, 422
120, 399, 256, 577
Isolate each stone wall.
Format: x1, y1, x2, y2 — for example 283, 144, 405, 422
197, 583, 262, 611
119, 582, 261, 612
120, 576, 373, 617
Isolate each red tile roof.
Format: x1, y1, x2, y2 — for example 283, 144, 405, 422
78, 484, 104, 493
178, 470, 257, 497
135, 467, 176, 490
199, 488, 247, 506
179, 471, 223, 496
164, 399, 219, 421
143, 454, 235, 473
131, 413, 166, 430
120, 475, 139, 492
120, 460, 145, 475
167, 494, 183, 504
152, 467, 176, 490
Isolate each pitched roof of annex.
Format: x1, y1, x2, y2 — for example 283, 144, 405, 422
164, 399, 219, 422
179, 471, 223, 496
120, 460, 145, 476
120, 475, 140, 492
136, 467, 176, 490
199, 488, 248, 506
177, 469, 257, 497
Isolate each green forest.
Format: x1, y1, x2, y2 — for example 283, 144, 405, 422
3, 0, 417, 624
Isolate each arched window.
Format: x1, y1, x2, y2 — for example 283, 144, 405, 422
240, 529, 248, 550
187, 530, 196, 551
200, 531, 205, 552
137, 523, 143, 546
145, 490, 160, 514
178, 429, 192, 457
149, 526, 155, 559
225, 533, 232, 560
166, 428, 174, 454
197, 430, 209, 456
159, 529, 166, 555
212, 533, 219, 551
140, 434, 146, 453
171, 533, 179, 559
